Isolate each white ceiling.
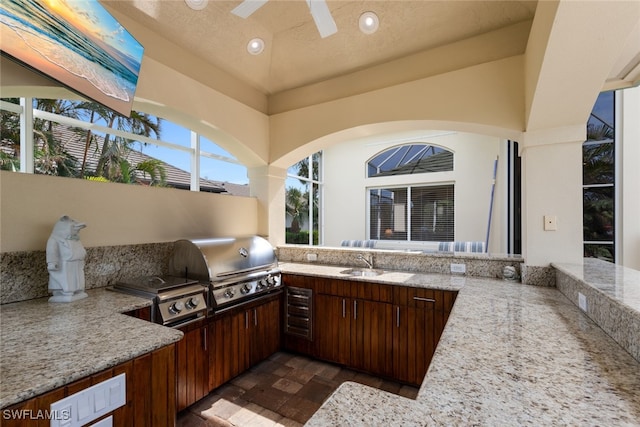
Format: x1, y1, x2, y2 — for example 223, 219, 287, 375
101, 0, 539, 95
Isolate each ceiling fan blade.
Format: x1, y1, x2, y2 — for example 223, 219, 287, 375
306, 0, 337, 38
231, 0, 269, 18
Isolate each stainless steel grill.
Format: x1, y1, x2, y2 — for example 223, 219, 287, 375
114, 275, 208, 327
168, 236, 282, 312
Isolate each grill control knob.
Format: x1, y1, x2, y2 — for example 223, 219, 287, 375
186, 296, 200, 309
256, 281, 266, 291
224, 288, 235, 299
241, 283, 252, 294
169, 301, 184, 314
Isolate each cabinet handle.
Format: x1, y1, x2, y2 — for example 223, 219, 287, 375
203, 327, 207, 351
254, 308, 258, 326
245, 311, 249, 329
353, 300, 357, 320
396, 306, 400, 327
342, 299, 346, 318
413, 297, 436, 303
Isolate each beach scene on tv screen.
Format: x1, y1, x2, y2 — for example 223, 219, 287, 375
0, 0, 144, 117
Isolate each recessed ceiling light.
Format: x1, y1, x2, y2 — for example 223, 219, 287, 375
247, 38, 265, 55
359, 11, 379, 34
185, 0, 208, 11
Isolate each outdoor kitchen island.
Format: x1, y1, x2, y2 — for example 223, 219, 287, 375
278, 262, 640, 426
0, 289, 182, 425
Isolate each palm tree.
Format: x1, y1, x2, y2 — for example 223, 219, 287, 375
0, 98, 21, 171
90, 109, 162, 180
132, 159, 167, 186
32, 99, 81, 176
291, 154, 321, 235
1, 97, 166, 185
73, 101, 112, 178
286, 187, 308, 234
583, 117, 615, 261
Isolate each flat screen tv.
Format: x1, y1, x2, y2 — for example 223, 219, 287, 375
0, 0, 144, 117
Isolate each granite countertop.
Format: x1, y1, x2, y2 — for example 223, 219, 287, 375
0, 288, 183, 409
280, 262, 467, 292
279, 263, 640, 426
553, 258, 640, 312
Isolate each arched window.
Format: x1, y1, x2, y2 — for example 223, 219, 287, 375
367, 143, 454, 242
367, 144, 453, 178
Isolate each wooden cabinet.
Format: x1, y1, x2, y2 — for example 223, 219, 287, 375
209, 293, 282, 391
356, 299, 394, 378
393, 288, 435, 385
250, 296, 281, 365
122, 305, 152, 322
313, 278, 394, 378
314, 293, 351, 365
208, 308, 248, 390
2, 345, 176, 427
392, 286, 457, 385
176, 320, 209, 412
282, 273, 458, 386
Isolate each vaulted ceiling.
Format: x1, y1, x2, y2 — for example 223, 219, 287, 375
100, 0, 640, 120
102, 0, 538, 96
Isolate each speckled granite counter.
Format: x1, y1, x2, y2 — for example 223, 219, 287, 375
553, 258, 640, 363
281, 262, 467, 291
0, 288, 183, 409
281, 263, 640, 426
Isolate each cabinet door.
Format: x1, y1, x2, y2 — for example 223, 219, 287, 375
250, 297, 281, 365
357, 299, 393, 378
393, 292, 437, 385
234, 310, 252, 378
176, 325, 209, 412
314, 294, 351, 365
209, 310, 250, 390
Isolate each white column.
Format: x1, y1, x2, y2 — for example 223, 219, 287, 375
190, 131, 200, 192
520, 128, 585, 266
20, 97, 34, 174
619, 86, 640, 270
247, 165, 287, 245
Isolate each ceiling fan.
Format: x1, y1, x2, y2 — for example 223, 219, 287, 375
231, 0, 338, 38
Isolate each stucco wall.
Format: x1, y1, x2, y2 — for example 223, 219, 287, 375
0, 171, 258, 252
322, 130, 504, 250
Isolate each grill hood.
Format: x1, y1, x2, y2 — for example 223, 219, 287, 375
168, 236, 278, 283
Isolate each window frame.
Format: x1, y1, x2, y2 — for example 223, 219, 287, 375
582, 91, 616, 262
285, 152, 324, 246
366, 143, 454, 178
366, 182, 455, 242
0, 97, 245, 191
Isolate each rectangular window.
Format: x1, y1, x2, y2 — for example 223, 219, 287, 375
286, 152, 323, 245
583, 91, 615, 262
0, 97, 248, 193
369, 185, 454, 241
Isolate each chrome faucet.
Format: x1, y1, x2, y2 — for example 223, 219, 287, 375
356, 253, 374, 269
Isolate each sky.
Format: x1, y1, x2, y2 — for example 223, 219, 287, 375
137, 119, 250, 185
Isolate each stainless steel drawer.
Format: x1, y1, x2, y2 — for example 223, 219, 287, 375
285, 286, 313, 340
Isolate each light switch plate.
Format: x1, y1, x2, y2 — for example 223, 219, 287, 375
450, 263, 466, 274
544, 215, 557, 231
578, 292, 588, 312
50, 374, 125, 427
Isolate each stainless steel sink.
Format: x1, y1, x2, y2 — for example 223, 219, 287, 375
339, 268, 385, 277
